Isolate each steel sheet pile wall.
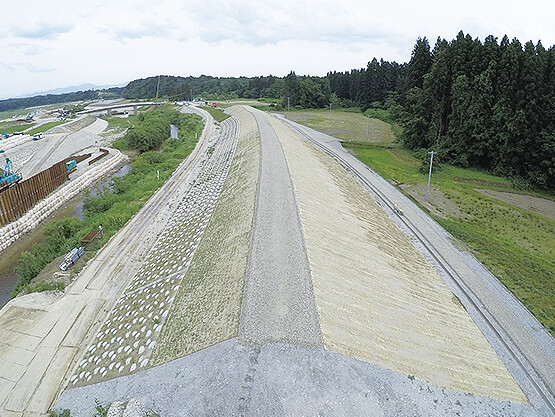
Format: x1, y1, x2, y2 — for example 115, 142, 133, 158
88, 148, 109, 165
0, 154, 90, 226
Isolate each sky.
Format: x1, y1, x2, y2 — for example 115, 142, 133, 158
1, 0, 554, 100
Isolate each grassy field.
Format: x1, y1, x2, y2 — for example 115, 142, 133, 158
0, 108, 28, 121
0, 120, 36, 135
201, 106, 230, 123
27, 121, 66, 135
282, 108, 395, 143
101, 114, 139, 131
287, 109, 555, 335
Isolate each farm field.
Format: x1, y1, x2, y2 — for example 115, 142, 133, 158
284, 109, 555, 336
281, 108, 395, 143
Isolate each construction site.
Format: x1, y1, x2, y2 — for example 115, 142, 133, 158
0, 102, 553, 417
0, 102, 140, 303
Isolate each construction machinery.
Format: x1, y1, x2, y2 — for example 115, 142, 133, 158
0, 151, 21, 185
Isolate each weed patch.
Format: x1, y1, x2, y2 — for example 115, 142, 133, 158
201, 106, 230, 122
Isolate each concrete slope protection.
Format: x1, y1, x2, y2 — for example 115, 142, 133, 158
69, 116, 239, 387
55, 106, 545, 417
0, 106, 216, 416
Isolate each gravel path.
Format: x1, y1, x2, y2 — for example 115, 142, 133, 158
55, 338, 540, 417
238, 108, 322, 348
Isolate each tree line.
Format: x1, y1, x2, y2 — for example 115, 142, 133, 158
0, 88, 121, 113
3, 31, 552, 189
399, 33, 554, 190
326, 32, 554, 190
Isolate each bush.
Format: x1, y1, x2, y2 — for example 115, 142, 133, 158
28, 280, 66, 293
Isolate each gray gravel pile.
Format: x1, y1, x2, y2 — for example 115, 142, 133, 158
238, 109, 323, 349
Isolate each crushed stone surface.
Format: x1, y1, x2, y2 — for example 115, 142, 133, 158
238, 108, 323, 348
55, 339, 540, 417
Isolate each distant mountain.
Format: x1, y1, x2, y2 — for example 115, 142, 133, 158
0, 86, 125, 113
17, 82, 128, 99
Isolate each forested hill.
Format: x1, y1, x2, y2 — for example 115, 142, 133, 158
120, 75, 285, 101
328, 32, 554, 191
0, 88, 122, 113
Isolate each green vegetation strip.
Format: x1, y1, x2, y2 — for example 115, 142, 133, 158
27, 121, 66, 135
200, 106, 230, 123
0, 121, 36, 135
11, 107, 203, 297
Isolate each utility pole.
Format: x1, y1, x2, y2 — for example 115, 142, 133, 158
426, 150, 435, 201
365, 114, 370, 140
329, 102, 332, 115
287, 97, 290, 111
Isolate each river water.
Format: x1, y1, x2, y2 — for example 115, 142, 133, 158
170, 124, 179, 139
0, 163, 132, 308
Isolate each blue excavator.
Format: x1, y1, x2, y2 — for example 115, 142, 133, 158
0, 150, 20, 185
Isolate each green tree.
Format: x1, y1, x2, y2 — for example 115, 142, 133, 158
407, 37, 432, 90
283, 71, 300, 108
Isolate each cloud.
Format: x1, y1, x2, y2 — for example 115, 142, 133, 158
0, 0, 553, 100
0, 61, 55, 73
105, 23, 174, 41
11, 21, 74, 39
